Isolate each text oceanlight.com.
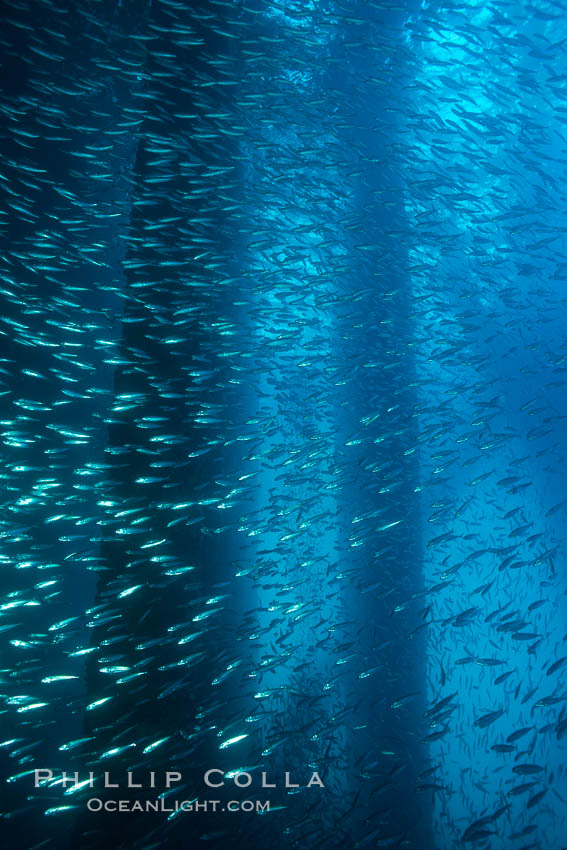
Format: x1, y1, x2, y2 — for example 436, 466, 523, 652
86, 799, 272, 813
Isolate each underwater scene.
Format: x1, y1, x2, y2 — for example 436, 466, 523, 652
1, 0, 567, 848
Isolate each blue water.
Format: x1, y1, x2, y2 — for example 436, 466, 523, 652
1, 0, 567, 848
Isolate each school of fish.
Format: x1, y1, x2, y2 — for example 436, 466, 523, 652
1, 0, 567, 848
